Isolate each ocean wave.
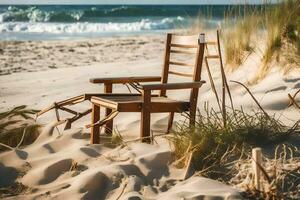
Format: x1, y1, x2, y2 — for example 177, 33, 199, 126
0, 5, 190, 23
0, 17, 184, 33
0, 6, 86, 23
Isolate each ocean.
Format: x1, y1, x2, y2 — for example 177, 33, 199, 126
0, 5, 262, 40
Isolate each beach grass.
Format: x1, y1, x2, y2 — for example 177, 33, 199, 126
250, 0, 300, 82
167, 107, 299, 198
0, 106, 41, 151
222, 7, 260, 70
192, 0, 300, 81
168, 107, 297, 169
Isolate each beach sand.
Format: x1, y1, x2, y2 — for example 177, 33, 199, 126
0, 34, 299, 199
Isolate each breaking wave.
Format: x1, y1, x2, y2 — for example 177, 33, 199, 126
0, 5, 187, 23
0, 17, 184, 33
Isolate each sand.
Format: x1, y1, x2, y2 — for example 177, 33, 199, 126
0, 123, 242, 199
0, 35, 164, 76
0, 34, 299, 199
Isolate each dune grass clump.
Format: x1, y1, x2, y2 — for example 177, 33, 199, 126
222, 14, 259, 70
0, 105, 41, 151
255, 0, 300, 79
205, 0, 300, 81
168, 108, 299, 180
188, 1, 299, 81
229, 143, 300, 199
168, 98, 300, 199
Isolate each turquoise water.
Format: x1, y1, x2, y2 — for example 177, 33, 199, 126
0, 5, 263, 40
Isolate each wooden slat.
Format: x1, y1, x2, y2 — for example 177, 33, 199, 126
36, 95, 86, 117
169, 70, 194, 78
90, 76, 161, 84
91, 97, 118, 110
58, 95, 85, 106
141, 81, 205, 90
91, 94, 157, 103
87, 93, 142, 98
59, 106, 78, 115
117, 101, 190, 113
170, 44, 198, 48
169, 61, 194, 67
206, 55, 219, 59
170, 49, 196, 54
91, 95, 192, 113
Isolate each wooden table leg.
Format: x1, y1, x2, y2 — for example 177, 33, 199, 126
91, 103, 100, 144
141, 90, 151, 143
104, 83, 113, 135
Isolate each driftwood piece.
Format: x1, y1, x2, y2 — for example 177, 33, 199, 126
252, 148, 262, 190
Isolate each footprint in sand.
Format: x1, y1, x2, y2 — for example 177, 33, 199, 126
80, 147, 100, 158
293, 82, 300, 89
80, 172, 110, 200
0, 163, 19, 187
39, 159, 73, 185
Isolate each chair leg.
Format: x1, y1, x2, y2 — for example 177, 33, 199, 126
141, 110, 151, 143
189, 109, 196, 127
167, 112, 174, 133
91, 104, 100, 144
105, 108, 113, 135
141, 90, 151, 143
64, 120, 72, 130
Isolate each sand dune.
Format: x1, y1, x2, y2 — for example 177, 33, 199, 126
0, 123, 242, 199
0, 34, 299, 199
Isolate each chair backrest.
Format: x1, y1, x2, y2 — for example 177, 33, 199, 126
159, 33, 206, 97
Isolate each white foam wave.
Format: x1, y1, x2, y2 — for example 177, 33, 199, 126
0, 6, 84, 23
0, 17, 184, 34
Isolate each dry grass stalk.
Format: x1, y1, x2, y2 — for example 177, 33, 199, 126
230, 80, 271, 120
231, 144, 300, 199
222, 12, 258, 70
254, 0, 300, 82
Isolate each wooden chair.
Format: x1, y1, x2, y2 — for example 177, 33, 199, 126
89, 33, 206, 144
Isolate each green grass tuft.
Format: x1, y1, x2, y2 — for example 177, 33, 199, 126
222, 14, 258, 70
168, 108, 299, 179
193, 0, 300, 81
0, 106, 41, 151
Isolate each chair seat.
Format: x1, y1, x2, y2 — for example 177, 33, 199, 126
91, 93, 190, 113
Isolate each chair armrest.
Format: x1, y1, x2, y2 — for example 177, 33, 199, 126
90, 76, 161, 84
141, 81, 205, 91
